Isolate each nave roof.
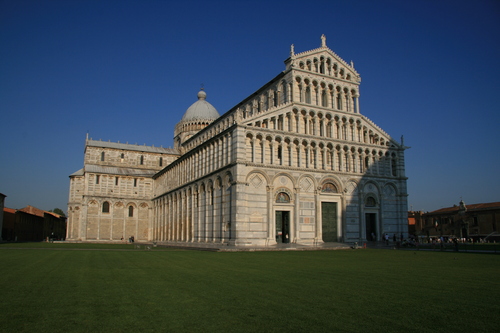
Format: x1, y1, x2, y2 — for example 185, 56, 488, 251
84, 164, 158, 177
86, 139, 178, 155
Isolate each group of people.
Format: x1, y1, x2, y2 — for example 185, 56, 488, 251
120, 236, 135, 243
384, 233, 405, 246
371, 232, 405, 244
370, 232, 417, 248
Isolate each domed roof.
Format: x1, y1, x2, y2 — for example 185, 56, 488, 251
181, 90, 220, 122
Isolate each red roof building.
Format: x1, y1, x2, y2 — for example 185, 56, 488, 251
413, 201, 500, 241
2, 205, 67, 242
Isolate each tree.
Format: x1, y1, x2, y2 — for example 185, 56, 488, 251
49, 208, 66, 217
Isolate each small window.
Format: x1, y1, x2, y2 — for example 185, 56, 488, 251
102, 201, 110, 213
121, 153, 125, 159
115, 177, 119, 186
128, 206, 134, 217
159, 157, 163, 167
101, 152, 105, 161
134, 178, 138, 187
391, 157, 397, 176
140, 155, 144, 165
96, 175, 100, 184
305, 87, 311, 104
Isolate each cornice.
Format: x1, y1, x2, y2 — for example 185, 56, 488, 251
291, 67, 360, 85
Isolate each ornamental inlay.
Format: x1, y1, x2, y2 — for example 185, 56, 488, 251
250, 175, 263, 188
301, 178, 313, 192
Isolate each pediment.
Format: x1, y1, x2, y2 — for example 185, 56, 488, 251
285, 36, 360, 83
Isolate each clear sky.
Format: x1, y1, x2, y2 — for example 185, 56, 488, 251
1, 0, 499, 213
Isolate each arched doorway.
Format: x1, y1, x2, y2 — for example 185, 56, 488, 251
275, 191, 291, 244
322, 202, 338, 242
275, 211, 290, 243
320, 182, 340, 242
364, 196, 378, 241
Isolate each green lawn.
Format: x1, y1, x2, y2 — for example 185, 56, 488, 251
0, 244, 498, 333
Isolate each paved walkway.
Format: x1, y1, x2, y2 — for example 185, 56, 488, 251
360, 241, 500, 254
154, 241, 352, 252
4, 240, 497, 253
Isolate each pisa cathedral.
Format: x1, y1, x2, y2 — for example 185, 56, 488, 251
67, 36, 409, 246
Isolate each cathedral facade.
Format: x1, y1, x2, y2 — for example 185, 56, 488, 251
67, 36, 409, 246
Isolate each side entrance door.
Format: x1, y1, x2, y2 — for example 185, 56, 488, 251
322, 202, 338, 242
275, 211, 290, 243
365, 213, 377, 241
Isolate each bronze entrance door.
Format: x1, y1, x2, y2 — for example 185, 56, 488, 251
275, 211, 290, 243
322, 202, 338, 242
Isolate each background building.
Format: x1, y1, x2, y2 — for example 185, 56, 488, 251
1, 204, 66, 242
0, 193, 5, 241
415, 201, 500, 242
408, 210, 424, 237
68, 36, 409, 246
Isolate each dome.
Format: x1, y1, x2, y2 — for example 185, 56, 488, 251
181, 90, 220, 122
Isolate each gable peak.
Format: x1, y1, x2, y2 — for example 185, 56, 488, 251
286, 35, 359, 80
290, 34, 328, 57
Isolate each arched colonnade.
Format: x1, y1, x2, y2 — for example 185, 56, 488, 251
153, 172, 234, 243
245, 131, 399, 177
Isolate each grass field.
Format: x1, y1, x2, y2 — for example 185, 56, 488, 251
0, 243, 499, 333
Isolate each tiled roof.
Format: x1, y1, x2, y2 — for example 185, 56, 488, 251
19, 205, 46, 217
4, 207, 16, 214
85, 164, 157, 177
429, 202, 500, 214
17, 205, 65, 218
70, 168, 84, 176
87, 139, 179, 154
46, 211, 64, 218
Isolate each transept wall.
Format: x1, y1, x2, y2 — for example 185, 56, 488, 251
67, 142, 179, 241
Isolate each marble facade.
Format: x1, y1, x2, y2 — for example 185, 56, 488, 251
67, 36, 409, 246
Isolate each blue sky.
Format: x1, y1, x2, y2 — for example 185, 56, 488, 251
1, 0, 499, 213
